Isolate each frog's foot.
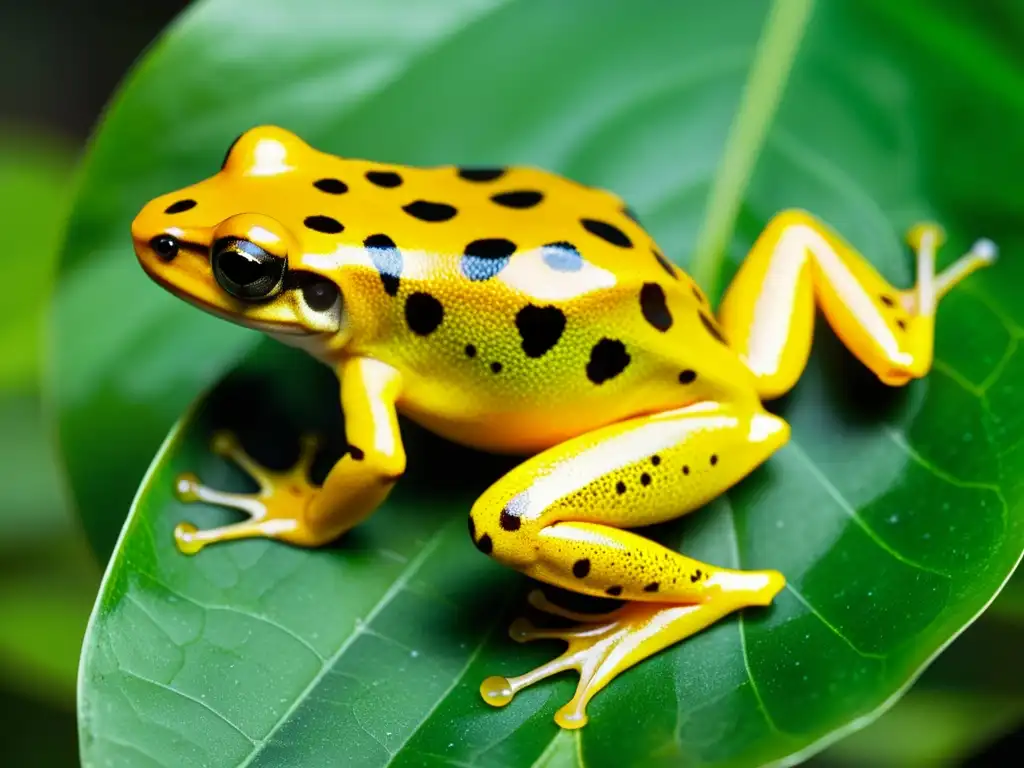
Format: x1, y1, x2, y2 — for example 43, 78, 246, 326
900, 224, 998, 314
173, 431, 322, 555
480, 588, 756, 729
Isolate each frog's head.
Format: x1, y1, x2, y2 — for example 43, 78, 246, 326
131, 126, 346, 340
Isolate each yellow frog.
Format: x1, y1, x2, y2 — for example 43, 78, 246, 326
131, 126, 996, 729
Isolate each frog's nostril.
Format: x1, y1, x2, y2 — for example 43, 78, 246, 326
150, 234, 180, 262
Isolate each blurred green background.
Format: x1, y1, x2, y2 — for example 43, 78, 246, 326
0, 3, 188, 764
1, 1, 1021, 765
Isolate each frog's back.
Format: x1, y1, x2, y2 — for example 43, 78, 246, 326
135, 127, 754, 454
315, 155, 754, 452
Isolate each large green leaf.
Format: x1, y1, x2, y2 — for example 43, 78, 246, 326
61, 0, 1024, 765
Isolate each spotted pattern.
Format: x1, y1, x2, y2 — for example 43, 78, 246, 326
643, 582, 660, 593
490, 362, 503, 374
313, 178, 348, 194
541, 241, 583, 272
678, 369, 697, 384
573, 559, 591, 578
700, 311, 727, 344
403, 200, 457, 222
366, 170, 402, 188
491, 190, 543, 209
880, 294, 896, 307
515, 304, 566, 358
458, 167, 506, 182
465, 344, 477, 358
304, 215, 344, 234
606, 586, 623, 596
461, 238, 516, 281
581, 218, 632, 248
616, 481, 626, 494
500, 493, 528, 532
652, 248, 678, 279
475, 533, 493, 554
364, 234, 402, 297
690, 569, 703, 583
640, 472, 652, 486
586, 338, 630, 384
165, 199, 196, 214
640, 283, 673, 332
405, 292, 444, 336
499, 508, 521, 531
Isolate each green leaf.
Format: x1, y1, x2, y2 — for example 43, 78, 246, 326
0, 395, 71, 544
810, 610, 1024, 767
63, 0, 1024, 765
0, 540, 98, 708
0, 127, 75, 541
0, 128, 98, 711
0, 128, 73, 391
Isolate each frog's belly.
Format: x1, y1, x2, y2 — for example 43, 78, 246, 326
398, 391, 692, 455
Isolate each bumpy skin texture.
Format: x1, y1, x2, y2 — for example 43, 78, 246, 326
131, 126, 996, 729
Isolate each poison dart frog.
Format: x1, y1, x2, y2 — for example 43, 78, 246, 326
131, 126, 997, 729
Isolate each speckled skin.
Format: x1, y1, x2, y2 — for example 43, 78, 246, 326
131, 126, 996, 729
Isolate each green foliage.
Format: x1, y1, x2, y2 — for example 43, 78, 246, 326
51, 0, 1024, 765
0, 130, 97, 715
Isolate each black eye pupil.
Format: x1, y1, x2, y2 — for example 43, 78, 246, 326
212, 238, 286, 301
150, 235, 179, 261
219, 249, 265, 285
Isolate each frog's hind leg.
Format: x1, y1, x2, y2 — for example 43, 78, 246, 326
470, 402, 788, 729
717, 210, 997, 399
172, 431, 321, 554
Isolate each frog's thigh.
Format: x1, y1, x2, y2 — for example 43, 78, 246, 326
472, 403, 788, 728
469, 402, 788, 603
717, 210, 995, 399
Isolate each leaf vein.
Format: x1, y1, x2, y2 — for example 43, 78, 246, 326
236, 527, 446, 765
788, 440, 951, 579
118, 668, 256, 744
783, 584, 885, 659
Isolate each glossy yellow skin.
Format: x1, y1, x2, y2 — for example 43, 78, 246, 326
132, 126, 996, 729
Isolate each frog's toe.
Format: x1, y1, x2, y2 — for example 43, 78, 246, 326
479, 606, 627, 728
169, 433, 323, 554
481, 598, 759, 729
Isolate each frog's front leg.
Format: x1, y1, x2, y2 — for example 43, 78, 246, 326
470, 402, 789, 729
174, 357, 404, 554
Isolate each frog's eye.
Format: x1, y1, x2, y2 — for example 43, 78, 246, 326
300, 279, 340, 312
290, 272, 343, 331
212, 237, 287, 301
